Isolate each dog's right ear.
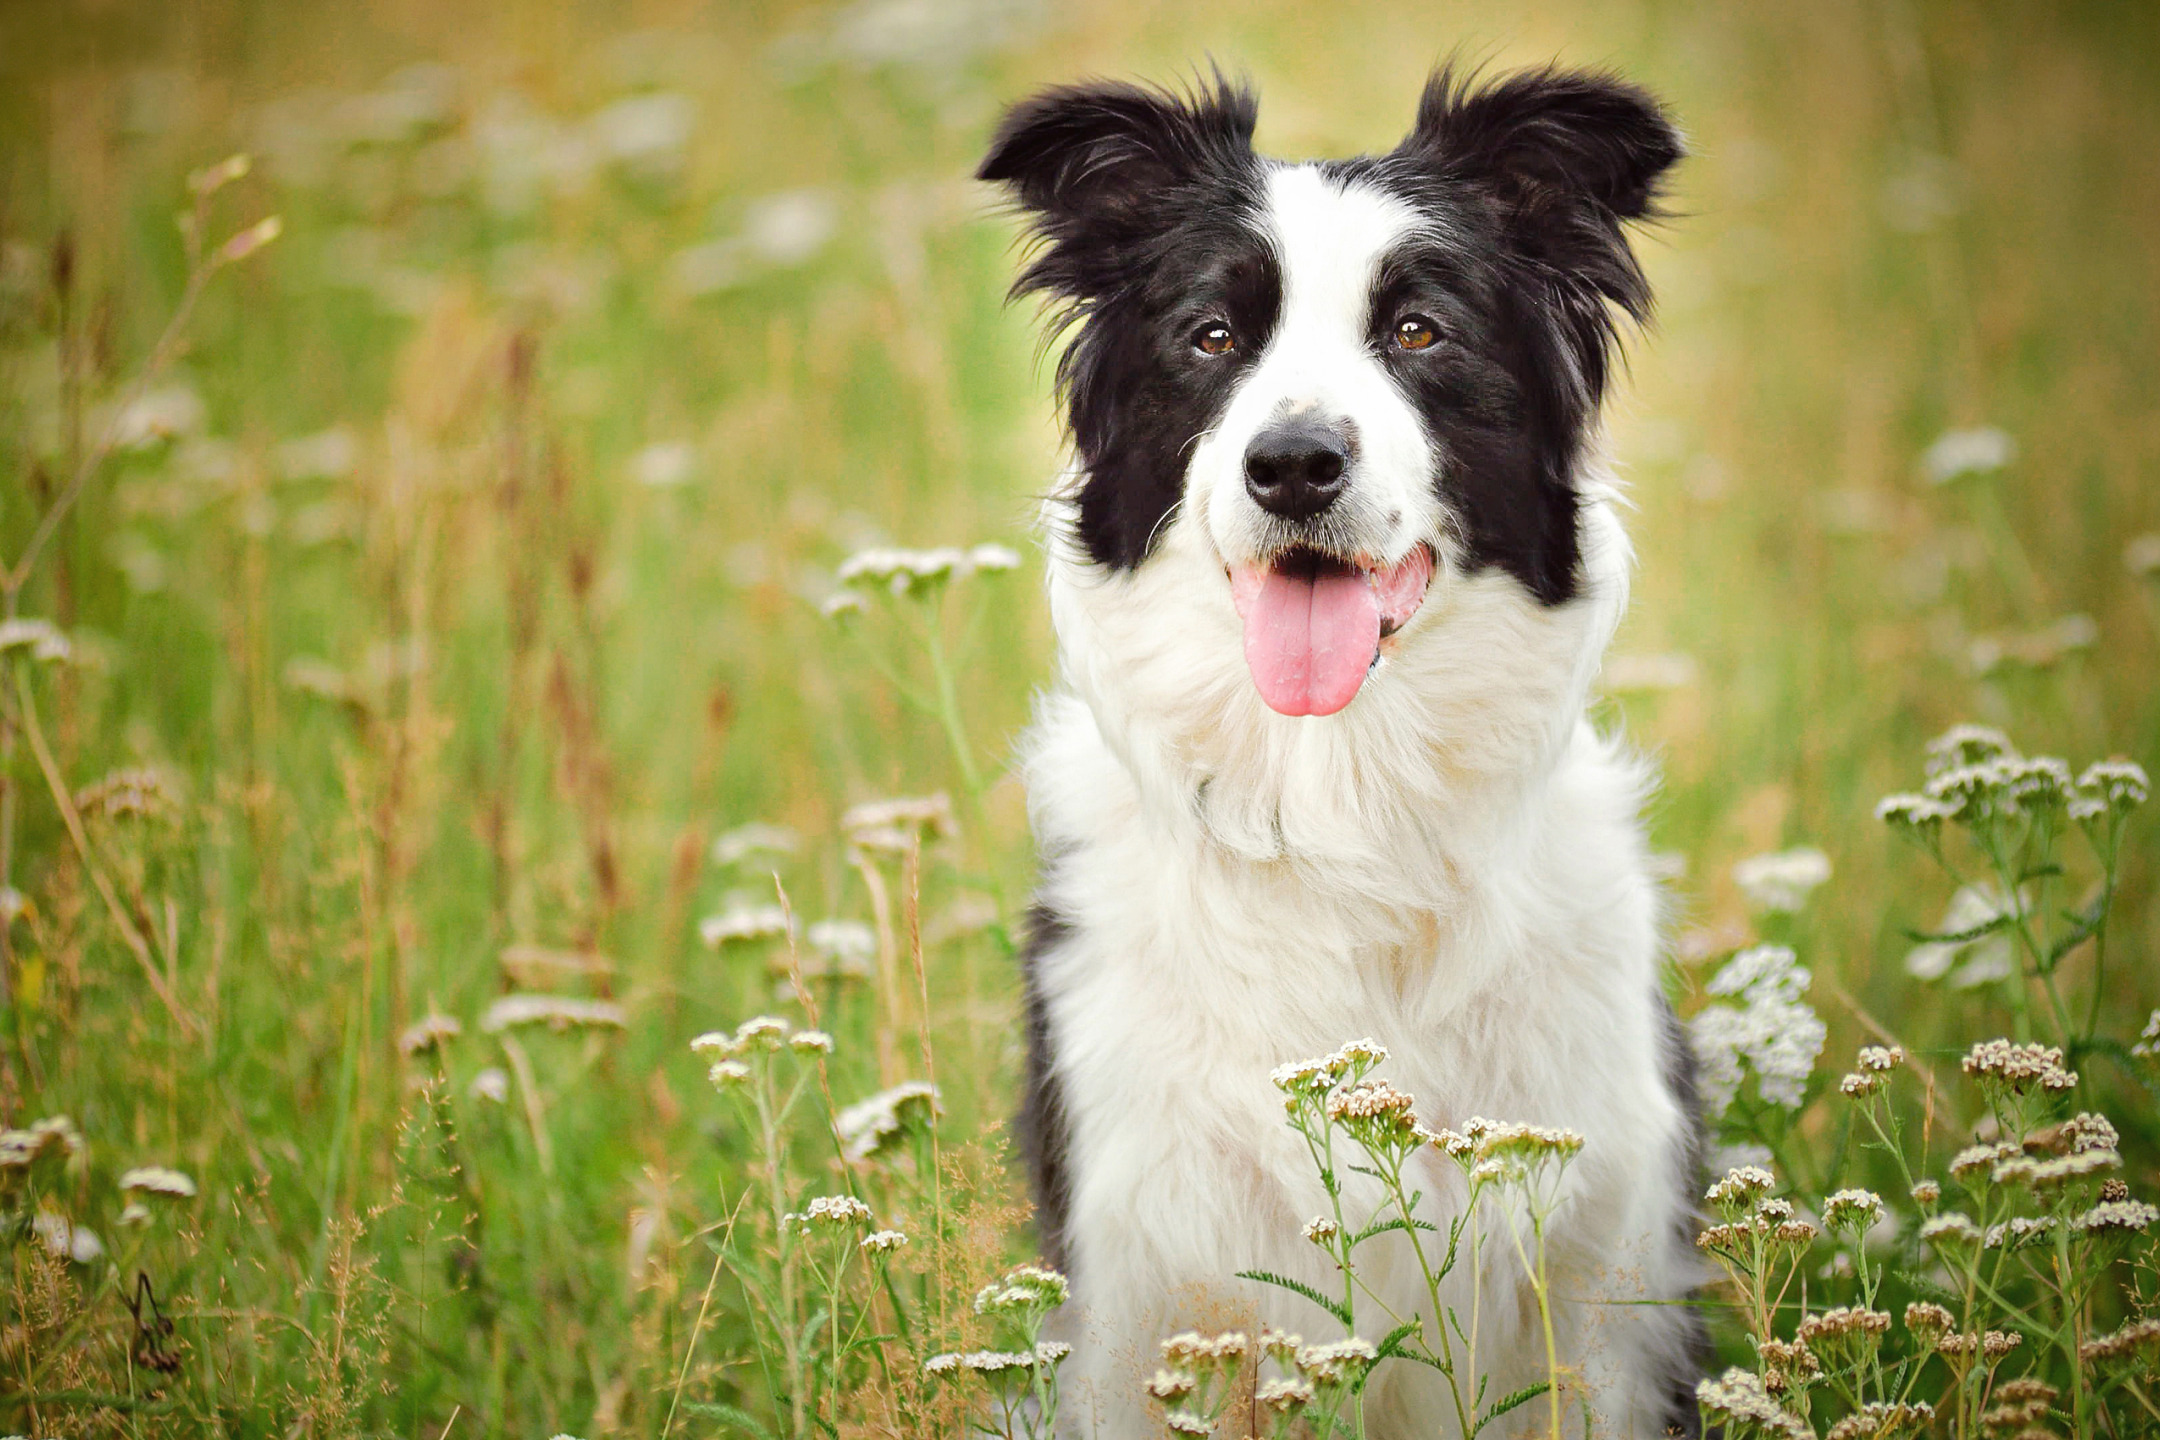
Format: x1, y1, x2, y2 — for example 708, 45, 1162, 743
977, 77, 1258, 242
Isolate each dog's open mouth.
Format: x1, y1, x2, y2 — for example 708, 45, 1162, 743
1227, 544, 1434, 717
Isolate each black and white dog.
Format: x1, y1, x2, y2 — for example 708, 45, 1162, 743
978, 67, 1703, 1438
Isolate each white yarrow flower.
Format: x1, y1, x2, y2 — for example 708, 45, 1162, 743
1731, 846, 1832, 912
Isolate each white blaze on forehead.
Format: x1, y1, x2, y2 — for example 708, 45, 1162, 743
1256, 164, 1423, 379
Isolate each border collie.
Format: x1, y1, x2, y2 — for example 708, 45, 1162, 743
978, 66, 1703, 1438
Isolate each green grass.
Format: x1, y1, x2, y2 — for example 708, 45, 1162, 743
0, 0, 2155, 1435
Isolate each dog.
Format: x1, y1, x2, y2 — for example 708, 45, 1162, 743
978, 65, 1704, 1438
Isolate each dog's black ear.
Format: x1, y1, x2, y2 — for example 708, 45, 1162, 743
977, 77, 1257, 278
1405, 67, 1682, 313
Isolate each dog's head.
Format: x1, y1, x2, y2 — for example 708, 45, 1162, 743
981, 68, 1680, 720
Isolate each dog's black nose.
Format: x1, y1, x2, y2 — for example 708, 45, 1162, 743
1244, 419, 1350, 520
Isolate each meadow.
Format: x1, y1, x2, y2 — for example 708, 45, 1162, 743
1, 0, 2156, 1436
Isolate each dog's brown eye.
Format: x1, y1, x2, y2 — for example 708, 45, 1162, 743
1394, 316, 1438, 351
1193, 322, 1236, 356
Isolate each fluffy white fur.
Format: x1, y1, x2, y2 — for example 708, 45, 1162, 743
1019, 164, 1695, 1439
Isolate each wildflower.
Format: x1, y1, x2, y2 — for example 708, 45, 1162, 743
1982, 1216, 2055, 1250
975, 1264, 1069, 1316
1292, 1337, 1376, 1386
32, 1211, 104, 1264
0, 1116, 83, 1169
834, 543, 1022, 596
783, 1194, 872, 1234
2128, 533, 2160, 576
74, 768, 179, 821
1269, 1057, 1337, 1098
1821, 1189, 1885, 1233
859, 1229, 908, 1253
1696, 1369, 1809, 1440
710, 822, 800, 867
698, 903, 793, 946
479, 994, 626, 1033
1794, 1307, 1891, 1350
113, 385, 206, 449
1905, 885, 2019, 987
804, 919, 876, 969
1693, 946, 1825, 1113
819, 590, 864, 618
1706, 1165, 1778, 1212
1303, 1216, 1340, 1246
118, 1167, 197, 1199
1903, 1302, 1955, 1344
1919, 1212, 1983, 1250
1992, 1147, 2118, 1192
119, 1201, 152, 1226
1840, 1071, 1883, 1098
398, 1012, 463, 1056
787, 1030, 834, 1055
1756, 1338, 1819, 1389
1731, 846, 1832, 912
2080, 1317, 2160, 1365
2135, 1010, 2160, 1062
1982, 1331, 2022, 1360
1876, 792, 1957, 834
1922, 426, 2015, 485
2052, 1112, 2119, 1155
2071, 1199, 2157, 1236
1164, 1415, 1210, 1436
1145, 1368, 1197, 1402
1255, 1376, 1316, 1413
707, 1060, 750, 1089
841, 794, 954, 849
1981, 1377, 2056, 1431
1326, 1079, 1423, 1151
834, 1079, 940, 1160
1961, 1039, 2077, 1093
0, 617, 73, 669
468, 1068, 510, 1103
1910, 1179, 1941, 1205
1950, 1142, 2020, 1181
1925, 724, 2015, 775
2073, 758, 2148, 820
1922, 759, 2016, 824
1856, 1045, 1904, 1073
1160, 1331, 1248, 1365
1825, 1402, 1934, 1440
925, 1349, 1040, 1377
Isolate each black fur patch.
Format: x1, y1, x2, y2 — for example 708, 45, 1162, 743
1015, 901, 1078, 1274
1656, 988, 1711, 1437
979, 67, 1682, 602
977, 77, 1280, 571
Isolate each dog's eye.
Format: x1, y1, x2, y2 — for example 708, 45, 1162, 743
1394, 315, 1439, 351
1193, 322, 1236, 356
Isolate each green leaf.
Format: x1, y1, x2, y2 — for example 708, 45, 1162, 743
1373, 1318, 1423, 1360
1473, 1381, 1552, 1434
1234, 1269, 1353, 1327
1351, 1215, 1439, 1245
1902, 913, 2014, 946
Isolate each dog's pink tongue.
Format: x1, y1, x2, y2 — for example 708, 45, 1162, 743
1231, 562, 1381, 717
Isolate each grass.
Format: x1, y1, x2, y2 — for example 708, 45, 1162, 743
0, 0, 2155, 1435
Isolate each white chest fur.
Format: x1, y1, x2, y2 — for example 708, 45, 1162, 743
1017, 497, 1702, 1439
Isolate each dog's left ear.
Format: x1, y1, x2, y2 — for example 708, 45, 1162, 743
1404, 67, 1682, 313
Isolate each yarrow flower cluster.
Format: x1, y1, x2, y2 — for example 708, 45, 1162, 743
1731, 846, 1833, 913
1269, 1038, 1389, 1102
975, 1264, 1070, 1318
832, 542, 1024, 602
1696, 1368, 1810, 1440
1839, 1044, 1905, 1098
781, 1194, 872, 1235
1823, 1401, 1935, 1440
0, 1116, 83, 1169
1820, 1188, 1885, 1233
1960, 1039, 2078, 1094
1692, 946, 1827, 1114
833, 1079, 941, 1161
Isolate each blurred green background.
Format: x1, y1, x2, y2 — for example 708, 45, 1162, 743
1, 0, 2155, 1433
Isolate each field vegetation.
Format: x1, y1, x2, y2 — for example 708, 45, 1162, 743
0, 1, 2156, 1437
